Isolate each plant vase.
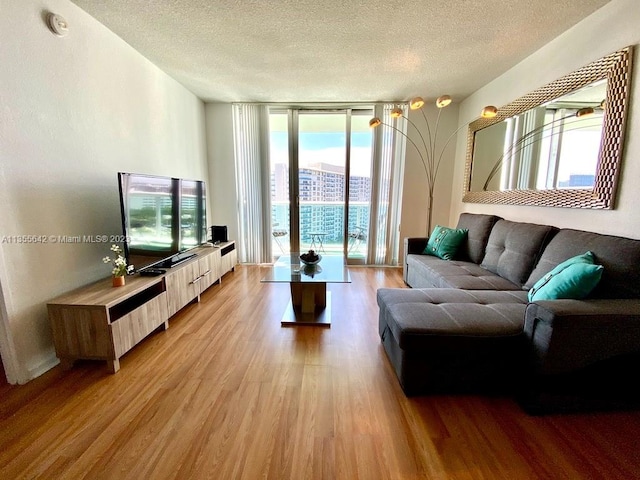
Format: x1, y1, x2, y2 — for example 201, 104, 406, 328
112, 275, 125, 287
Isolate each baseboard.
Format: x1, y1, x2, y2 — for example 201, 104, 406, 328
26, 354, 60, 384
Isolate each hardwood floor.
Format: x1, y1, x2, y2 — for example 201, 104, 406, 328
1, 265, 639, 479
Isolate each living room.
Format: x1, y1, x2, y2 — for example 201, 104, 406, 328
2, 0, 640, 478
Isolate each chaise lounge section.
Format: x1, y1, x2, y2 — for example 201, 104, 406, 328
378, 213, 640, 412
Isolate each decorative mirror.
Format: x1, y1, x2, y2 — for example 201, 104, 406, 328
463, 46, 633, 208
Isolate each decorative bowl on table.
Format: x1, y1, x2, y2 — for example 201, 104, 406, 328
300, 250, 322, 266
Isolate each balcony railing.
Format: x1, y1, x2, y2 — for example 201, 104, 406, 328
271, 201, 369, 259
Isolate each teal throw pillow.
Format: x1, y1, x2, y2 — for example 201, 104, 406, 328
422, 225, 468, 261
528, 251, 595, 301
528, 256, 603, 302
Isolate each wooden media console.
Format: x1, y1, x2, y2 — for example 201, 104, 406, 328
48, 241, 237, 372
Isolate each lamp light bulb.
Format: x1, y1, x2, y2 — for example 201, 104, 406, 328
409, 97, 425, 110
481, 105, 498, 118
369, 117, 382, 128
390, 107, 403, 118
576, 107, 595, 118
436, 95, 452, 108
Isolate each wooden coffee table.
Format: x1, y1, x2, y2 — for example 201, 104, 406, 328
261, 254, 351, 326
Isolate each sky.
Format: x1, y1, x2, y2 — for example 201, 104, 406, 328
270, 131, 373, 176
268, 112, 374, 177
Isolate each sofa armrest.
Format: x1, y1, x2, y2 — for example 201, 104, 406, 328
404, 237, 429, 256
403, 237, 429, 284
524, 299, 640, 375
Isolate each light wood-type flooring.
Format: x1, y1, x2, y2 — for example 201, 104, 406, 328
1, 265, 639, 479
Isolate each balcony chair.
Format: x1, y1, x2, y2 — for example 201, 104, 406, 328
348, 226, 367, 253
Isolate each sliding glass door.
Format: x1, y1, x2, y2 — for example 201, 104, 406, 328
347, 113, 374, 261
268, 107, 373, 264
269, 112, 291, 257
297, 112, 346, 257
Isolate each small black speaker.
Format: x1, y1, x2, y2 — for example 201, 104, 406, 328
211, 225, 228, 243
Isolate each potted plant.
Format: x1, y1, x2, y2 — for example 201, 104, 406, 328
103, 244, 134, 287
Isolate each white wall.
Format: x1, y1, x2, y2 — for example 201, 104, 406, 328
205, 104, 239, 245
450, 0, 640, 240
0, 0, 208, 383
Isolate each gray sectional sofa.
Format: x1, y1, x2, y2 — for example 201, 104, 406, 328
377, 213, 640, 412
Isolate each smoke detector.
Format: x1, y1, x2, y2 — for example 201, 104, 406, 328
47, 13, 69, 37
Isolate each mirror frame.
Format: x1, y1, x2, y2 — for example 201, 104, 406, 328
462, 46, 633, 209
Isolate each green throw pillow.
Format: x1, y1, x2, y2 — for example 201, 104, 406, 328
528, 251, 594, 301
422, 225, 468, 260
528, 253, 603, 301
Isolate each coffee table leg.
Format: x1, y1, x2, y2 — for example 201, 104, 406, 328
291, 282, 326, 311
301, 287, 315, 313
286, 282, 329, 325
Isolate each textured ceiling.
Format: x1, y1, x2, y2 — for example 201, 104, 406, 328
70, 0, 610, 103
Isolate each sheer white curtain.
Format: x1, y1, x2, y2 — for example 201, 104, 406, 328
232, 104, 272, 263
367, 103, 407, 265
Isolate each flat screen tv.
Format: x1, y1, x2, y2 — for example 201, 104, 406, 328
117, 172, 208, 272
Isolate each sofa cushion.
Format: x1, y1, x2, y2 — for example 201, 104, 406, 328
406, 254, 522, 290
423, 225, 468, 260
481, 220, 557, 287
524, 229, 640, 299
455, 213, 502, 264
377, 288, 528, 350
